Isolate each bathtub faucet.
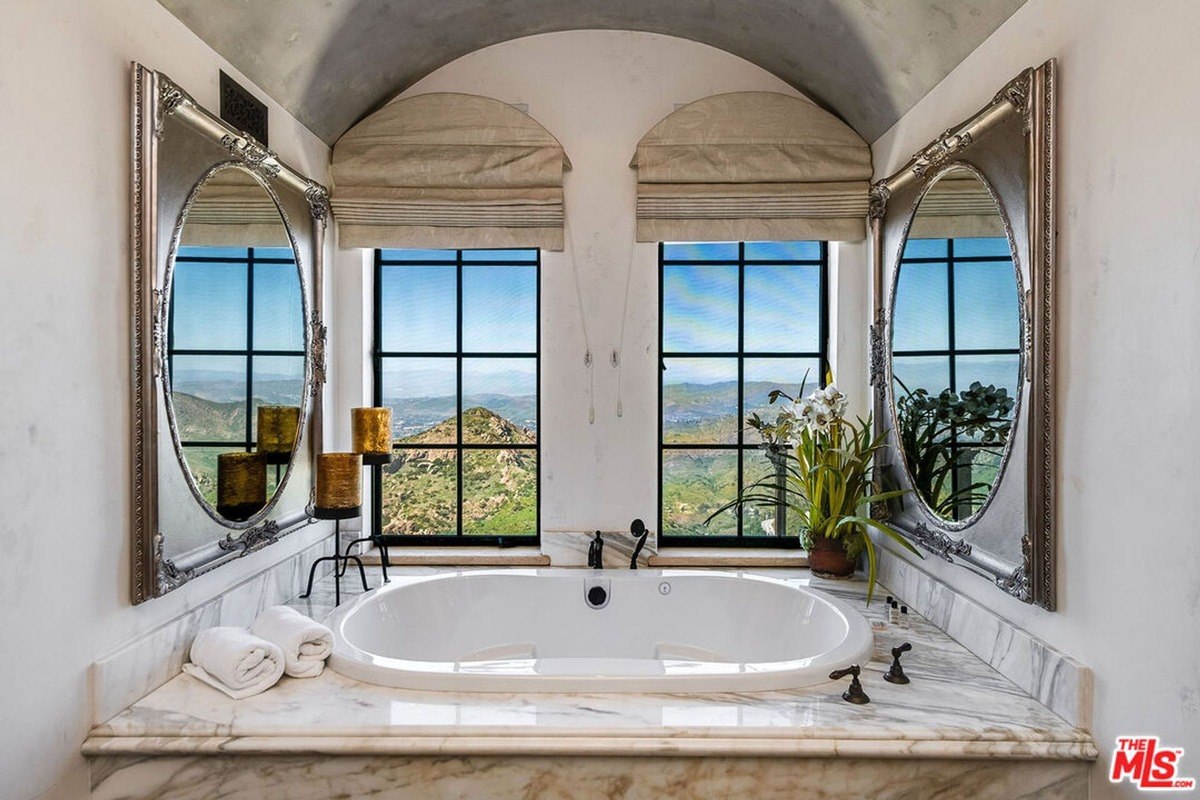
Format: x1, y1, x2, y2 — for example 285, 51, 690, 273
588, 531, 604, 569
629, 519, 649, 569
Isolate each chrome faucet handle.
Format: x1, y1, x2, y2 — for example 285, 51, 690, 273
884, 642, 912, 685
828, 664, 870, 704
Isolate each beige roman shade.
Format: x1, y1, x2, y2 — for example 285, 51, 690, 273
181, 169, 290, 248
631, 92, 871, 243
331, 93, 571, 250
909, 174, 1007, 239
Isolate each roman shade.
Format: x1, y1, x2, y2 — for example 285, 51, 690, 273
331, 93, 571, 250
181, 168, 291, 248
908, 174, 1007, 239
631, 92, 871, 243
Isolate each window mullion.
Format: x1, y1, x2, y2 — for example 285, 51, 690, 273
455, 250, 464, 538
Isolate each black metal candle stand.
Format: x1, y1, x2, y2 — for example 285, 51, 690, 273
301, 517, 372, 607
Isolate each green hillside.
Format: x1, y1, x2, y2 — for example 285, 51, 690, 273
381, 407, 537, 536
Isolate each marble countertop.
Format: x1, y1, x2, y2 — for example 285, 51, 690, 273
84, 567, 1097, 761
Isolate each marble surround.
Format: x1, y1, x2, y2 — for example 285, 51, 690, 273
89, 532, 336, 726
88, 754, 1089, 799
87, 568, 1095, 763
877, 552, 1093, 729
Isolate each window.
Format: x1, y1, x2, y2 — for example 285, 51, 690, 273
167, 246, 305, 505
373, 248, 540, 545
891, 236, 1021, 520
658, 241, 828, 545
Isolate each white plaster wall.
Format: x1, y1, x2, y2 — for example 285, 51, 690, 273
871, 1, 1200, 796
334, 30, 870, 534
0, 2, 332, 798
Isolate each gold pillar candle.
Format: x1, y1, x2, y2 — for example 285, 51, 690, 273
351, 407, 393, 465
257, 406, 300, 464
216, 452, 267, 521
315, 452, 363, 519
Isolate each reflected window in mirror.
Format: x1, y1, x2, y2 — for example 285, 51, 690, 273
373, 248, 540, 546
658, 241, 828, 546
167, 245, 304, 509
891, 235, 1020, 522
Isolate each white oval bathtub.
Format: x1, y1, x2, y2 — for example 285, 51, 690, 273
325, 569, 873, 693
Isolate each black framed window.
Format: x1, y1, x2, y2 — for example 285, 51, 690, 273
658, 241, 828, 546
167, 245, 305, 505
891, 236, 1021, 520
373, 248, 540, 546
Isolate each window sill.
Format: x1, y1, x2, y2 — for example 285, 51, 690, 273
648, 548, 809, 567
358, 546, 550, 567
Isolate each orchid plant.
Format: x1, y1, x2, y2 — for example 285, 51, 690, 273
712, 378, 920, 603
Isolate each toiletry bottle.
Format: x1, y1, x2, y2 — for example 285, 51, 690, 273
900, 605, 910, 629
889, 600, 899, 625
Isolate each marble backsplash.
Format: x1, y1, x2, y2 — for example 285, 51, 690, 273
541, 528, 658, 568
877, 550, 1093, 730
89, 532, 336, 726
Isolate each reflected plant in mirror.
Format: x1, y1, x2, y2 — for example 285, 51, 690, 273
889, 167, 1022, 526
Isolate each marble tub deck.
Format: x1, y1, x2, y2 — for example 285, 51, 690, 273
84, 566, 1099, 796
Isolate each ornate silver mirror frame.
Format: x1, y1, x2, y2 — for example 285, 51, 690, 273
869, 60, 1056, 608
130, 63, 331, 603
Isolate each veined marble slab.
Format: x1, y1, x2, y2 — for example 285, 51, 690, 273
877, 553, 1093, 730
89, 531, 336, 726
88, 567, 1096, 764
541, 528, 658, 567
89, 753, 1089, 800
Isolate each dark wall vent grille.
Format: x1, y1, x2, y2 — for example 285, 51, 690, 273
219, 71, 269, 147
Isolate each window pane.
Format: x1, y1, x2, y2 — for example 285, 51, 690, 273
954, 354, 1020, 399
662, 358, 738, 444
463, 265, 536, 352
252, 261, 303, 351
380, 248, 455, 262
661, 449, 738, 536
901, 238, 948, 259
742, 448, 785, 537
382, 358, 457, 443
743, 358, 820, 426
171, 259, 247, 350
462, 358, 537, 443
250, 356, 304, 438
663, 242, 738, 261
462, 249, 537, 263
892, 355, 950, 398
953, 260, 1021, 350
380, 450, 458, 534
744, 264, 821, 352
954, 237, 1012, 258
379, 265, 456, 352
170, 355, 247, 441
662, 264, 738, 352
744, 241, 820, 261
892, 262, 949, 351
462, 449, 537, 535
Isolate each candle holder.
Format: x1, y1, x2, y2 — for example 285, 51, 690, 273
349, 407, 395, 581
300, 453, 370, 606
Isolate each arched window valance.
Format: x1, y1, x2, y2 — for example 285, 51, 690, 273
630, 92, 871, 243
331, 93, 572, 250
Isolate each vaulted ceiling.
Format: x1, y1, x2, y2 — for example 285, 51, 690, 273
159, 0, 1027, 145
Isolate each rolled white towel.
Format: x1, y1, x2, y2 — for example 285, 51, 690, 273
250, 605, 333, 678
183, 627, 284, 699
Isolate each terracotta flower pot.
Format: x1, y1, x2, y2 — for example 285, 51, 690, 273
807, 534, 857, 579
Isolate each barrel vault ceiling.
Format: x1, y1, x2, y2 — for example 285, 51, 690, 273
159, 0, 1028, 145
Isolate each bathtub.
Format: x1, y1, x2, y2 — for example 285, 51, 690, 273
325, 569, 873, 693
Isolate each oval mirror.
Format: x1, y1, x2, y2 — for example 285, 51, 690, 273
889, 166, 1022, 526
164, 164, 308, 527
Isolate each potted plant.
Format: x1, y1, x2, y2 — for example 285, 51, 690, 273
709, 380, 920, 603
